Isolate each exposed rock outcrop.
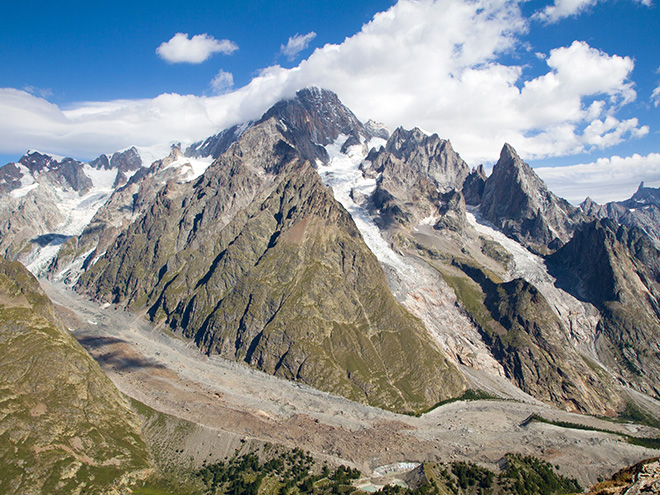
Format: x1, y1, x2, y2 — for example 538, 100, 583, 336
462, 164, 487, 206
586, 458, 660, 495
186, 122, 254, 160
258, 87, 373, 165
549, 219, 660, 398
367, 127, 470, 228
456, 263, 623, 415
49, 146, 196, 284
480, 144, 586, 253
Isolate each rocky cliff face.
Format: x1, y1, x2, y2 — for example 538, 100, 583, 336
366, 127, 470, 228
259, 87, 373, 165
480, 144, 586, 253
0, 152, 90, 266
462, 164, 487, 206
361, 131, 631, 415
586, 458, 660, 495
77, 100, 467, 413
0, 257, 151, 493
549, 219, 660, 399
90, 146, 143, 187
186, 122, 254, 159
459, 265, 623, 415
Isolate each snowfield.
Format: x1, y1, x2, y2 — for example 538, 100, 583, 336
15, 147, 215, 277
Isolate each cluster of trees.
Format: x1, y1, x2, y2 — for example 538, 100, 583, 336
195, 448, 360, 495
194, 447, 580, 495
498, 454, 581, 495
369, 455, 580, 495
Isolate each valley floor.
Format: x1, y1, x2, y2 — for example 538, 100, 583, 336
42, 280, 660, 488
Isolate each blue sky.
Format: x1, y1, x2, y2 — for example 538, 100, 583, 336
2, 1, 393, 101
1, 0, 659, 203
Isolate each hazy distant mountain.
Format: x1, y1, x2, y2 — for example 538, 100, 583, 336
581, 182, 660, 246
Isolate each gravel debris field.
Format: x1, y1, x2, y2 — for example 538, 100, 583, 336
44, 280, 660, 487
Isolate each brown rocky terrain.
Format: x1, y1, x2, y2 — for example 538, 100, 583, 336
43, 279, 660, 489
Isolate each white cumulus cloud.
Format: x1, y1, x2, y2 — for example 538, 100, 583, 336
211, 70, 234, 94
536, 153, 660, 204
280, 32, 317, 60
0, 0, 651, 180
156, 33, 238, 64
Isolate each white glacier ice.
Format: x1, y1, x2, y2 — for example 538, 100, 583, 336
465, 206, 601, 355
320, 136, 412, 276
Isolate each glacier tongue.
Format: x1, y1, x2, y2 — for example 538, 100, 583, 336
465, 206, 601, 356
321, 136, 505, 378
24, 186, 113, 276
319, 135, 411, 275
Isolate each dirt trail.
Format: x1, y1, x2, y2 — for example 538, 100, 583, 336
43, 281, 660, 487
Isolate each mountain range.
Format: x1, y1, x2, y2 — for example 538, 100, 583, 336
1, 87, 660, 492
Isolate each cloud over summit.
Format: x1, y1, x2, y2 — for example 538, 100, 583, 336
280, 32, 317, 60
0, 0, 653, 195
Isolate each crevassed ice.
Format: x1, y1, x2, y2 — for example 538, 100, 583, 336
320, 135, 412, 277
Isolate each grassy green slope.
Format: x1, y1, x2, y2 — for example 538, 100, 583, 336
0, 257, 151, 494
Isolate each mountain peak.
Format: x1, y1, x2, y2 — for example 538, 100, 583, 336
480, 142, 583, 250
187, 87, 368, 165
626, 181, 660, 207
499, 142, 519, 163
253, 87, 371, 165
19, 150, 63, 174
295, 86, 338, 104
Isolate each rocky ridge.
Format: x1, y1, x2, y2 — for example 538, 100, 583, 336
480, 144, 587, 253
48, 146, 213, 284
549, 219, 660, 399
364, 136, 624, 414
365, 127, 470, 229
582, 182, 660, 247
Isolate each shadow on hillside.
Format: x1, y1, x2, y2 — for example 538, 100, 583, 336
31, 233, 70, 247
76, 334, 166, 371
